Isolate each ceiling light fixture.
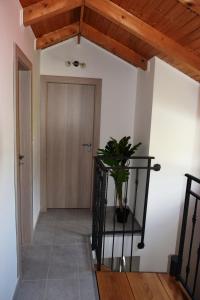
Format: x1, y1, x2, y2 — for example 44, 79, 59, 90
65, 60, 86, 68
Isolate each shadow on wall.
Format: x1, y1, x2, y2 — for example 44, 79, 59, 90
175, 86, 200, 255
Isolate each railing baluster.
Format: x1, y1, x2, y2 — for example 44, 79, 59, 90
95, 171, 101, 269
111, 190, 117, 271
176, 177, 192, 278
130, 169, 139, 272
185, 197, 198, 286
102, 173, 108, 265
96, 170, 107, 271
92, 161, 98, 250
120, 180, 128, 272
192, 242, 200, 298
138, 158, 151, 249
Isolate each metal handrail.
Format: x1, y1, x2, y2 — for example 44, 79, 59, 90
92, 155, 161, 271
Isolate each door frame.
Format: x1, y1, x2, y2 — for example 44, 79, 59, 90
40, 75, 102, 211
14, 44, 33, 276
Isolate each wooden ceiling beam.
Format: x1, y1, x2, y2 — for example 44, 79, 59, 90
85, 0, 200, 76
24, 0, 82, 26
36, 22, 79, 49
82, 23, 147, 70
177, 0, 200, 15
78, 0, 85, 44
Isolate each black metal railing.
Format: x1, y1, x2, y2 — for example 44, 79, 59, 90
172, 174, 200, 300
92, 156, 161, 272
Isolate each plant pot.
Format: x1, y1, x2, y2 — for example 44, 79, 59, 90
116, 207, 130, 223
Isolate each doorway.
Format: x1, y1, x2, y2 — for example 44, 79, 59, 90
14, 45, 33, 275
41, 76, 102, 210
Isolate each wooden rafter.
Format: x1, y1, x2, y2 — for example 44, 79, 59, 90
82, 23, 147, 70
23, 0, 82, 26
78, 0, 85, 44
177, 0, 200, 15
85, 0, 200, 76
36, 22, 79, 49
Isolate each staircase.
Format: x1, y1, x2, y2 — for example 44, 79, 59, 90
92, 165, 200, 300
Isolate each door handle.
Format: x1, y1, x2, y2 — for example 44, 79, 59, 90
19, 155, 25, 165
82, 143, 92, 152
82, 144, 92, 147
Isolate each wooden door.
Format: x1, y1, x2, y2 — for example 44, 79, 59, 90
46, 83, 95, 208
18, 70, 33, 244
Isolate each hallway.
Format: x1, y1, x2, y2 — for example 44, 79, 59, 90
14, 209, 98, 300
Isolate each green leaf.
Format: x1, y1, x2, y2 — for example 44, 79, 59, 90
97, 137, 141, 207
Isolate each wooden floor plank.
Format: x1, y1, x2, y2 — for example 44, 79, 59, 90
158, 273, 191, 300
126, 272, 170, 300
96, 271, 135, 300
96, 272, 192, 300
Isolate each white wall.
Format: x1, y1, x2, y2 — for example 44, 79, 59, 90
40, 37, 138, 148
191, 88, 200, 178
135, 57, 200, 272
134, 58, 155, 156
0, 1, 40, 299
130, 59, 155, 224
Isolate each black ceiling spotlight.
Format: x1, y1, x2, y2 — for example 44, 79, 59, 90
65, 60, 86, 68
73, 60, 80, 67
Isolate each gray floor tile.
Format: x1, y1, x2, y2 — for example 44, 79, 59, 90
77, 243, 93, 271
48, 245, 79, 279
55, 209, 80, 222
16, 209, 98, 299
51, 244, 79, 261
38, 212, 56, 225
53, 231, 85, 245
62, 221, 92, 235
33, 223, 55, 245
53, 224, 86, 245
79, 271, 98, 300
79, 256, 92, 272
22, 245, 52, 280
14, 280, 46, 300
48, 263, 79, 280
55, 209, 92, 225
44, 278, 79, 300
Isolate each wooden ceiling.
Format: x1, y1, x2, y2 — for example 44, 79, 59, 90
19, 0, 200, 81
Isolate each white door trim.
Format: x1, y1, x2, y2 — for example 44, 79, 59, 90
14, 44, 33, 276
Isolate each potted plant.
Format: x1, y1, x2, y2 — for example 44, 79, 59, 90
97, 137, 141, 223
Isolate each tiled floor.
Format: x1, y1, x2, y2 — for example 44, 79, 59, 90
14, 209, 99, 300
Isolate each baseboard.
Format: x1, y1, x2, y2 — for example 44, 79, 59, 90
33, 210, 41, 231
12, 277, 20, 300
13, 211, 41, 299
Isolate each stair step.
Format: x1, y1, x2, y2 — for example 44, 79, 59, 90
96, 272, 191, 300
